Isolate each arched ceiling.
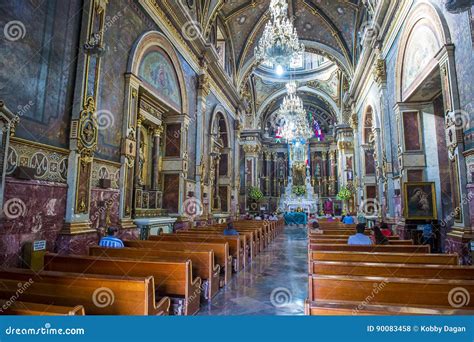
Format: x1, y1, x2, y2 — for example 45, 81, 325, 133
221, 0, 362, 78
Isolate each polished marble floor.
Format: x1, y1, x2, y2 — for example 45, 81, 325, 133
198, 225, 308, 316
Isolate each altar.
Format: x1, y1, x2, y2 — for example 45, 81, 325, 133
278, 140, 318, 214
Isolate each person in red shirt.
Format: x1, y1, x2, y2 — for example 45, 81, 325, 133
380, 222, 392, 237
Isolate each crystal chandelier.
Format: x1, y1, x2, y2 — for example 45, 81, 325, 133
279, 82, 313, 142
255, 0, 305, 71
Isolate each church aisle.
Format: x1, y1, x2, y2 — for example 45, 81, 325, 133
198, 225, 308, 316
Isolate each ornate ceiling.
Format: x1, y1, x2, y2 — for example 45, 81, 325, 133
161, 0, 368, 130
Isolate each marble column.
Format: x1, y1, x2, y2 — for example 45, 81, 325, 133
272, 152, 278, 197
62, 0, 109, 236
195, 69, 210, 203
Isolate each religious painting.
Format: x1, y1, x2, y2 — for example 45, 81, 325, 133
138, 48, 182, 110
403, 112, 422, 151
403, 182, 437, 220
402, 23, 441, 94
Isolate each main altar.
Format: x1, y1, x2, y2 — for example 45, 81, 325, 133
279, 140, 318, 214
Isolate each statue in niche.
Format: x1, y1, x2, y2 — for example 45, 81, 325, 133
138, 140, 145, 186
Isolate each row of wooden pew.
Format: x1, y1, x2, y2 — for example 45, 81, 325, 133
0, 219, 284, 316
306, 222, 474, 315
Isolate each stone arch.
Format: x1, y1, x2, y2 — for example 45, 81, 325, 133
128, 31, 188, 114
395, 1, 451, 102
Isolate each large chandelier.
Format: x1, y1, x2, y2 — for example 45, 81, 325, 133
255, 0, 305, 72
279, 82, 313, 142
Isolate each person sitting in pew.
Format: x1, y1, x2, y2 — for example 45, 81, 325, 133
224, 222, 239, 236
342, 213, 355, 224
380, 222, 392, 237
371, 226, 389, 245
99, 227, 124, 248
347, 224, 372, 245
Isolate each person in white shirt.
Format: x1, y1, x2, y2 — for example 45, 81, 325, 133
347, 223, 372, 245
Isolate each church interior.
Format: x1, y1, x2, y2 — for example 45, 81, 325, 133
0, 0, 473, 316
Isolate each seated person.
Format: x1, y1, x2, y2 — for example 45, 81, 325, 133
342, 214, 355, 224
310, 221, 322, 234
371, 226, 389, 245
223, 222, 239, 236
357, 211, 367, 224
380, 222, 392, 237
99, 227, 124, 248
269, 213, 278, 221
347, 223, 372, 245
255, 215, 262, 221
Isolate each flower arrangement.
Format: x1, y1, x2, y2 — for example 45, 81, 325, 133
292, 185, 306, 197
248, 187, 263, 201
336, 186, 353, 201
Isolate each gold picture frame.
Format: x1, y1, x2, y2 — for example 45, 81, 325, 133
403, 182, 437, 220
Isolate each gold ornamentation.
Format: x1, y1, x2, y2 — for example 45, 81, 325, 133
373, 58, 386, 85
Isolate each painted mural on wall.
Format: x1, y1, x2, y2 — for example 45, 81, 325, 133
402, 24, 441, 92
0, 0, 82, 148
138, 48, 182, 110
96, 0, 157, 162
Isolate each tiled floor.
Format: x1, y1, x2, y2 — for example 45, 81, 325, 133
198, 225, 308, 316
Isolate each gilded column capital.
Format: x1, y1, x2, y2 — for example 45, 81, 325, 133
153, 125, 163, 137
373, 58, 386, 85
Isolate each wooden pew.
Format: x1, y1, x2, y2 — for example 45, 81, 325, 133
170, 231, 249, 268
304, 299, 474, 316
309, 244, 430, 253
201, 226, 263, 253
124, 240, 232, 286
310, 261, 474, 279
183, 228, 258, 257
309, 238, 413, 245
0, 300, 85, 316
309, 251, 458, 265
44, 254, 201, 316
89, 246, 220, 300
308, 274, 474, 309
0, 268, 170, 315
309, 234, 400, 240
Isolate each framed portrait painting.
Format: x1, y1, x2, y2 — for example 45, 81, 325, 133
403, 182, 437, 220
